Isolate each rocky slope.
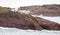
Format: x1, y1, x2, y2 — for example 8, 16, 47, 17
0, 6, 60, 30
35, 17, 60, 30
19, 4, 60, 16
0, 10, 43, 30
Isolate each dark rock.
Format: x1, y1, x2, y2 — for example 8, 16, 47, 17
18, 4, 60, 16
35, 17, 60, 30
0, 11, 43, 30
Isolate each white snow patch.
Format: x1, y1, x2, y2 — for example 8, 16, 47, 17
32, 15, 60, 24
0, 27, 60, 35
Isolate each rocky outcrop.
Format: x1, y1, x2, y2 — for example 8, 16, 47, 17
35, 17, 60, 30
0, 6, 12, 12
0, 11, 43, 30
19, 4, 60, 16
0, 6, 60, 30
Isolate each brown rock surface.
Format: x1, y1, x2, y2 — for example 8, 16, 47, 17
0, 11, 43, 30
19, 4, 60, 16
35, 17, 60, 30
0, 6, 60, 30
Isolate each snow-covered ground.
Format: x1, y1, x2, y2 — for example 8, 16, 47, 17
0, 27, 60, 35
32, 15, 60, 24
40, 16, 60, 24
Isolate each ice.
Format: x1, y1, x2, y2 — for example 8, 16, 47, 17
40, 16, 60, 24
32, 15, 60, 24
0, 27, 60, 35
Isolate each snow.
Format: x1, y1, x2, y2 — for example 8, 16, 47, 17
0, 27, 60, 35
32, 15, 60, 24
40, 16, 60, 24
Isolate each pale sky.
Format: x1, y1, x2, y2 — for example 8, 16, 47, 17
20, 0, 60, 6
0, 0, 19, 8
0, 0, 60, 8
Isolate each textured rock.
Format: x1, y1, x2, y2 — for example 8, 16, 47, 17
35, 17, 60, 30
0, 11, 43, 30
18, 4, 60, 16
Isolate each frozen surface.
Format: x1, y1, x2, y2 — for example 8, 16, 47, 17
32, 15, 60, 24
0, 27, 60, 35
40, 16, 60, 24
